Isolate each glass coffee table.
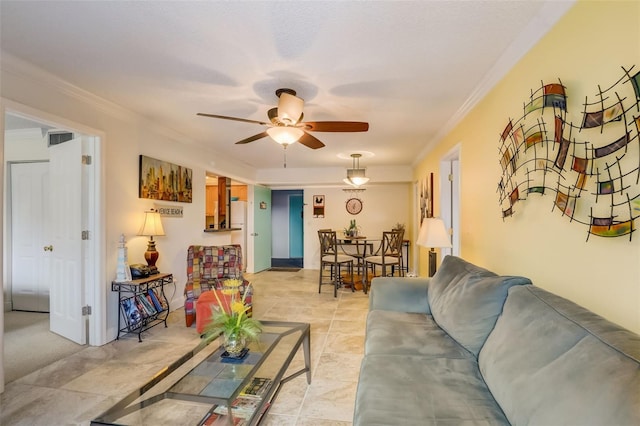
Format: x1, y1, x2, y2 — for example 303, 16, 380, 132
91, 321, 311, 425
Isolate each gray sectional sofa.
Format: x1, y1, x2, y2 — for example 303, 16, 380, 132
353, 255, 640, 425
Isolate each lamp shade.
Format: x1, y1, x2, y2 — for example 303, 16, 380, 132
344, 153, 370, 187
277, 92, 304, 124
416, 217, 451, 248
137, 210, 165, 237
344, 168, 370, 187
266, 126, 304, 145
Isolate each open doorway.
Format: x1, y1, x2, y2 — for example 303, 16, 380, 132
271, 190, 303, 269
3, 110, 102, 383
440, 145, 461, 258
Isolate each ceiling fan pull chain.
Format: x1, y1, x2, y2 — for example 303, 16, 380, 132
283, 146, 287, 168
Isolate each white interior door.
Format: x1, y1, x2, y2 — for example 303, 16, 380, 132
48, 137, 85, 344
10, 162, 50, 312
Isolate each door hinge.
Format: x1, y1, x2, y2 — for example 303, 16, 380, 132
82, 305, 92, 315
82, 230, 90, 240
82, 155, 92, 165
448, 173, 454, 182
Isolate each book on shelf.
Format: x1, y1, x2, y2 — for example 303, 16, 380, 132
240, 377, 272, 398
121, 298, 142, 330
136, 294, 157, 316
147, 289, 164, 312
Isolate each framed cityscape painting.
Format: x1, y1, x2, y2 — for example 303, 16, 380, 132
139, 155, 193, 203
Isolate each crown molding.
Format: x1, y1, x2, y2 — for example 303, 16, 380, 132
412, 0, 576, 167
1, 52, 136, 123
1, 51, 255, 177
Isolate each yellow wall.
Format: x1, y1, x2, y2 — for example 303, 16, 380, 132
415, 0, 640, 333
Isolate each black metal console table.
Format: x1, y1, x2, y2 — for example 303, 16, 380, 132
112, 273, 172, 342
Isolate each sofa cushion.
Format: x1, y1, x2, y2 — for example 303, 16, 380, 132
428, 256, 531, 356
354, 355, 509, 426
369, 277, 431, 314
365, 310, 472, 359
479, 285, 640, 425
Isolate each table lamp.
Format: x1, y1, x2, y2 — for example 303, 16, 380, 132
416, 217, 452, 277
137, 209, 165, 269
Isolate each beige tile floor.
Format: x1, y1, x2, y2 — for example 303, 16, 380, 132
1, 269, 369, 425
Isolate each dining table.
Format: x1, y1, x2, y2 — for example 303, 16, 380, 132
336, 236, 381, 288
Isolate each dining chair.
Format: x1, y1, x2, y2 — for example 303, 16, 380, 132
363, 229, 405, 294
318, 230, 357, 297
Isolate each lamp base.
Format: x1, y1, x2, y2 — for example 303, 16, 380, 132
428, 249, 437, 277
144, 238, 159, 268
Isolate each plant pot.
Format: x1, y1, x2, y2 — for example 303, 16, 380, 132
223, 331, 247, 356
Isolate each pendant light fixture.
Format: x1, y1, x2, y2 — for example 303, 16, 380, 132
343, 153, 370, 187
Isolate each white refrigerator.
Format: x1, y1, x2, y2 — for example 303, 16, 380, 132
231, 201, 247, 269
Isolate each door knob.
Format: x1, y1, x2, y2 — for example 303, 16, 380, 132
43, 245, 53, 252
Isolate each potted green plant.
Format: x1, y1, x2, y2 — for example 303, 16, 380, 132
393, 223, 405, 232
344, 219, 359, 237
202, 279, 262, 356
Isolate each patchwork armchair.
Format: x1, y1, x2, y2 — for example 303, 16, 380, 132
183, 244, 252, 329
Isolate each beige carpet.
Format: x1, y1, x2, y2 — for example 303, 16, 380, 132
3, 311, 85, 384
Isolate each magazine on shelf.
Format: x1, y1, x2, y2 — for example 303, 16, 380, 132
240, 377, 272, 398
136, 294, 157, 316
135, 298, 149, 318
154, 288, 169, 310
213, 396, 262, 420
147, 289, 164, 312
121, 298, 142, 330
198, 411, 245, 426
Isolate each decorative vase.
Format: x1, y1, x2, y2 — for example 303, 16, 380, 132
223, 331, 246, 355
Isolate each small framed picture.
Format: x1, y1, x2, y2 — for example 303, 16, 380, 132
313, 195, 325, 218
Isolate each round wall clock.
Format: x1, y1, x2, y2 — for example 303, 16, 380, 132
346, 198, 363, 215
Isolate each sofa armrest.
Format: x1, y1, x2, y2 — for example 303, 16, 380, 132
369, 277, 431, 314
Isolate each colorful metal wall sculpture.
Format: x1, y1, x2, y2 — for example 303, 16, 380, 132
497, 66, 640, 240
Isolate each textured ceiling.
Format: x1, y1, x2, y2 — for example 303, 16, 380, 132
0, 1, 574, 171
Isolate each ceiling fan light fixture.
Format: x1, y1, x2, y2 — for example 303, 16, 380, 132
266, 126, 304, 146
278, 92, 304, 125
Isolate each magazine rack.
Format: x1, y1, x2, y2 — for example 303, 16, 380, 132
112, 273, 172, 342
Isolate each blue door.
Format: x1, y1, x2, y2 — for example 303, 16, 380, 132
289, 194, 304, 258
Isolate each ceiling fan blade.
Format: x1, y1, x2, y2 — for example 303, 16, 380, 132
235, 131, 269, 144
298, 132, 325, 149
197, 113, 269, 126
302, 121, 369, 132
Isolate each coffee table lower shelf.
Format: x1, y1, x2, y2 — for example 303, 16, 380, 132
91, 321, 311, 426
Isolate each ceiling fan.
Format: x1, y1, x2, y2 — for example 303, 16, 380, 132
197, 88, 369, 149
